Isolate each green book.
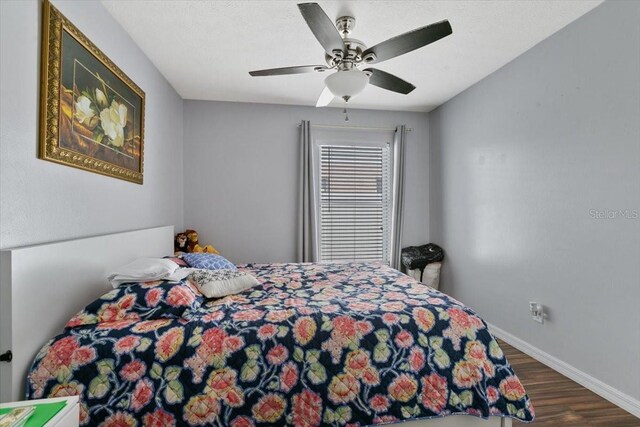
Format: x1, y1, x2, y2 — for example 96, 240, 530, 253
0, 401, 67, 427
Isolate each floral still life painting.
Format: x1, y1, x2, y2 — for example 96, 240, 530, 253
40, 0, 145, 184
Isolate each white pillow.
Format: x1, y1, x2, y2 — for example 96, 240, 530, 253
107, 258, 186, 288
189, 269, 259, 298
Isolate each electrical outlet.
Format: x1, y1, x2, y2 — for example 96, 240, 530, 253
529, 301, 544, 324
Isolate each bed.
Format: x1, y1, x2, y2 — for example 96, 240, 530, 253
1, 227, 533, 426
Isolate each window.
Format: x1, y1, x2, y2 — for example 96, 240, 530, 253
318, 143, 393, 263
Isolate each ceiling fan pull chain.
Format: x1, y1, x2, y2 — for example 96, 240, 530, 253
343, 107, 349, 122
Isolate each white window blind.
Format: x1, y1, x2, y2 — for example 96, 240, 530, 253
319, 144, 392, 263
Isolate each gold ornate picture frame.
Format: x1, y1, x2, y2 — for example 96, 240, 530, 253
40, 0, 145, 184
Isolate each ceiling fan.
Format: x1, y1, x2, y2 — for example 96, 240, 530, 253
249, 2, 452, 107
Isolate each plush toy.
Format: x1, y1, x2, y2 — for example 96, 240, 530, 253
184, 229, 219, 254
174, 233, 188, 255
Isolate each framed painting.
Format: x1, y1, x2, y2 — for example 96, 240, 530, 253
40, 0, 145, 184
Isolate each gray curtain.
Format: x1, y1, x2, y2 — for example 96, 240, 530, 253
297, 121, 318, 262
390, 125, 406, 269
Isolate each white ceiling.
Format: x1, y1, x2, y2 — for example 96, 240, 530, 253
102, 0, 602, 112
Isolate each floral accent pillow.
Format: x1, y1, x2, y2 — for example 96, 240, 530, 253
189, 268, 259, 298
65, 280, 203, 329
182, 253, 236, 271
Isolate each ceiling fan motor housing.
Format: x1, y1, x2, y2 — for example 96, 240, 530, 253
325, 40, 368, 69
324, 16, 369, 68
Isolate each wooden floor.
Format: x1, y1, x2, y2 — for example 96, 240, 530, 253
499, 340, 640, 426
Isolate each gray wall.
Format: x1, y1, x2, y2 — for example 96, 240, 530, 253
183, 101, 430, 263
0, 0, 184, 249
429, 0, 639, 401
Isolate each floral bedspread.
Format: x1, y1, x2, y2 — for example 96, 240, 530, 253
27, 262, 534, 426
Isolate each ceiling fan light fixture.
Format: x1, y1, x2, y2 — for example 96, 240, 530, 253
324, 69, 369, 100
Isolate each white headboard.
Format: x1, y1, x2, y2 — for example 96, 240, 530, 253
0, 226, 174, 402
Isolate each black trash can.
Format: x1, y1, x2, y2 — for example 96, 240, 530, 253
401, 244, 444, 288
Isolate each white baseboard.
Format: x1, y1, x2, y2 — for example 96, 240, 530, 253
486, 323, 640, 419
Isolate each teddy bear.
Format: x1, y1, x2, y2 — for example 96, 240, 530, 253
184, 229, 219, 254
174, 232, 189, 255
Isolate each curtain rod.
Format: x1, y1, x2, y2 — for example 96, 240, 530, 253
299, 124, 413, 132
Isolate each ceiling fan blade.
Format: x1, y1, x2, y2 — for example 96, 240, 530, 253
364, 68, 416, 94
362, 20, 452, 64
249, 65, 328, 76
298, 3, 344, 58
316, 86, 334, 107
